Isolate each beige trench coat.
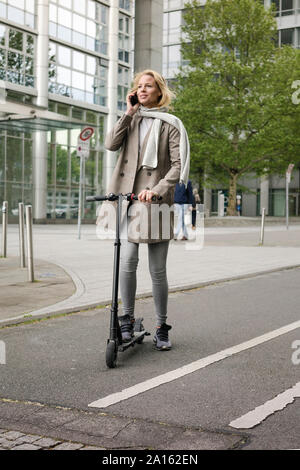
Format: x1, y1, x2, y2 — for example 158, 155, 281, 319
96, 112, 181, 243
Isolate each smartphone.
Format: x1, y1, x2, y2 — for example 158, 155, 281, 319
130, 93, 139, 106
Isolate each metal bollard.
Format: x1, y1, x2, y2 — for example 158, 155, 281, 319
2, 201, 8, 258
25, 205, 34, 282
259, 207, 266, 246
19, 202, 26, 268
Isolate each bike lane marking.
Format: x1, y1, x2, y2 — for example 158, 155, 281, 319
88, 319, 300, 409
229, 381, 300, 429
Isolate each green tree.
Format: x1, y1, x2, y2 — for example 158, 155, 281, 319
172, 0, 300, 215
56, 145, 68, 183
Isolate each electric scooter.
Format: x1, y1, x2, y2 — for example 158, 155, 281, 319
86, 192, 151, 368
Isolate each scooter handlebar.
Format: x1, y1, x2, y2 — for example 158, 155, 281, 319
86, 195, 108, 202
86, 193, 162, 202
86, 193, 136, 202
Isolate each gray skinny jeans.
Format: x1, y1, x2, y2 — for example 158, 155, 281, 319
119, 238, 169, 326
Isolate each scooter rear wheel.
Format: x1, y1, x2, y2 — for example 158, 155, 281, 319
106, 340, 118, 368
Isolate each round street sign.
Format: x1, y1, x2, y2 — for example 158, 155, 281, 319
79, 127, 94, 141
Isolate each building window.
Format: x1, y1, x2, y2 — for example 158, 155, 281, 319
163, 44, 181, 79
164, 0, 185, 10
269, 189, 286, 216
0, 0, 36, 29
271, 0, 295, 16
119, 0, 131, 12
269, 188, 299, 216
163, 5, 184, 80
163, 10, 182, 45
0, 129, 33, 218
118, 65, 129, 111
281, 0, 294, 15
271, 0, 280, 15
0, 24, 35, 87
47, 102, 105, 220
280, 28, 294, 46
48, 41, 108, 106
118, 13, 130, 64
49, 0, 108, 56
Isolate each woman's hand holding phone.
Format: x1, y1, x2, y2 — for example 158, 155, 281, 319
126, 92, 139, 116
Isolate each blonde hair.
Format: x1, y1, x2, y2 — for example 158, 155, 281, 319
130, 69, 175, 109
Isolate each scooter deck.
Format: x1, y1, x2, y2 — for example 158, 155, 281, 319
118, 330, 151, 352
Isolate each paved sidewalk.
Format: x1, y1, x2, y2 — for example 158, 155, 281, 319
0, 428, 103, 450
0, 257, 75, 320
0, 400, 247, 451
0, 219, 300, 326
0, 218, 300, 451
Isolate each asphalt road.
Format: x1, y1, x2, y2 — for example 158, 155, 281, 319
0, 267, 300, 450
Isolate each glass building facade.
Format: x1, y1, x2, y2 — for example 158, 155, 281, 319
162, 0, 300, 217
163, 0, 186, 79
162, 0, 300, 78
1, 0, 299, 220
0, 0, 133, 222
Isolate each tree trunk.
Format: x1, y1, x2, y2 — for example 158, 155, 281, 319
227, 172, 238, 216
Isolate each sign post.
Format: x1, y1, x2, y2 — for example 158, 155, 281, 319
286, 163, 294, 230
218, 191, 224, 217
77, 127, 94, 239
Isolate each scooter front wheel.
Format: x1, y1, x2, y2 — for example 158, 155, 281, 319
106, 340, 118, 368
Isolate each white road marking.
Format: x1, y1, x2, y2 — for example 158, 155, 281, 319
88, 319, 300, 409
229, 382, 300, 429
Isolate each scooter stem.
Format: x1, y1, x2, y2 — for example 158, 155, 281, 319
109, 194, 122, 342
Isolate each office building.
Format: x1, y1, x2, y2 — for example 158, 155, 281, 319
162, 0, 300, 216
1, 0, 298, 221
0, 0, 138, 222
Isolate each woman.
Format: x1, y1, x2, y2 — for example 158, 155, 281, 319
97, 69, 190, 351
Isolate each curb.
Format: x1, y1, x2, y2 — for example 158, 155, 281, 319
1, 264, 300, 328
0, 399, 248, 451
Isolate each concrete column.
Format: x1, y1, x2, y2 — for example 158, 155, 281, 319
33, 0, 49, 220
134, 0, 163, 73
103, 0, 119, 191
260, 175, 269, 216
33, 132, 48, 221
36, 0, 49, 109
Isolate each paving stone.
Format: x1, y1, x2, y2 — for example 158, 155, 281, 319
0, 438, 18, 449
14, 435, 41, 444
2, 431, 25, 440
13, 443, 42, 450
53, 442, 84, 450
34, 437, 62, 448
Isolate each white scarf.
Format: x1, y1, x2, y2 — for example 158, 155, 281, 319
137, 106, 190, 186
